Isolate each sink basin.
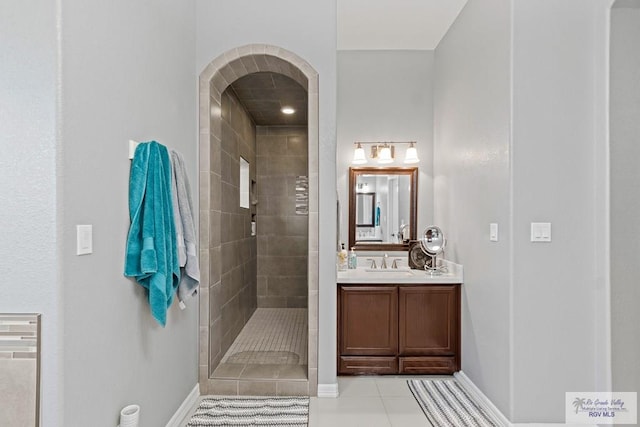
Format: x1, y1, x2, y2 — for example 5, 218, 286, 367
364, 267, 412, 273
338, 260, 463, 284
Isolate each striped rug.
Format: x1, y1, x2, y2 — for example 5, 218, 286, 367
187, 396, 309, 426
408, 379, 503, 427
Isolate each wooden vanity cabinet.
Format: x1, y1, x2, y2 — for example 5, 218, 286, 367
338, 283, 460, 375
338, 286, 398, 374
398, 285, 460, 374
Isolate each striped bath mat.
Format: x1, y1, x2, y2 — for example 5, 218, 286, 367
187, 396, 309, 426
408, 379, 503, 427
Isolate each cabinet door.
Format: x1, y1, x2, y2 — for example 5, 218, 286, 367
339, 285, 398, 356
399, 285, 459, 356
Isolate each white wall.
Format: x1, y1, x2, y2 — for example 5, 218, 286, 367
0, 2, 62, 425
434, 0, 512, 416
610, 4, 640, 398
437, 0, 610, 421
337, 50, 435, 245
60, 1, 198, 426
511, 0, 606, 422
195, 0, 338, 388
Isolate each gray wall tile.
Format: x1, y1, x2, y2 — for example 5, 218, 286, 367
255, 126, 308, 308
209, 88, 258, 372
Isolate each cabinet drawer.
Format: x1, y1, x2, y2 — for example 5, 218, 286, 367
399, 356, 458, 374
339, 356, 397, 375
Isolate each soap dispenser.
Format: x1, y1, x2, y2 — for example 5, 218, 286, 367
337, 243, 348, 271
348, 247, 357, 269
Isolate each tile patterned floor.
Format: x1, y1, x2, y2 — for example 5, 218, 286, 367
221, 308, 307, 365
309, 376, 436, 427
181, 376, 442, 426
213, 308, 307, 381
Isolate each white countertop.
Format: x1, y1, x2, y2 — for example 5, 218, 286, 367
337, 259, 463, 284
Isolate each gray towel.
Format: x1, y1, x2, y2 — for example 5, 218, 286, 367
170, 150, 200, 307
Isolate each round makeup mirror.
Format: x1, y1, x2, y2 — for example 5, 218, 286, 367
420, 226, 446, 273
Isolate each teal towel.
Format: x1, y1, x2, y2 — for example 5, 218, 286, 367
124, 141, 180, 326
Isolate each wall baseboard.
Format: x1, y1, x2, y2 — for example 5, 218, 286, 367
454, 372, 593, 427
165, 383, 200, 427
317, 382, 339, 398
454, 371, 511, 426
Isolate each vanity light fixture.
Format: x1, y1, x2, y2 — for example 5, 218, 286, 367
351, 141, 419, 165
352, 142, 367, 164
404, 141, 420, 164
281, 106, 295, 115
377, 143, 393, 164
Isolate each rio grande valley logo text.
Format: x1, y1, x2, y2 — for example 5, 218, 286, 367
572, 397, 628, 418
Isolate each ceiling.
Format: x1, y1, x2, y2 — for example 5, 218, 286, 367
229, 2, 469, 125
338, 0, 468, 50
229, 72, 307, 126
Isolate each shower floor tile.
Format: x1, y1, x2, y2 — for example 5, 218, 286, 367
213, 308, 308, 381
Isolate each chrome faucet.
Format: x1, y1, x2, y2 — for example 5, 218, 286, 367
391, 258, 402, 269
366, 258, 377, 269
381, 253, 388, 269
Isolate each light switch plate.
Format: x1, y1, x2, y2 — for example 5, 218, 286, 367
531, 222, 551, 242
76, 224, 93, 255
490, 223, 498, 241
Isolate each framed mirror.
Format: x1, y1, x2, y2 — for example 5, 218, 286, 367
348, 167, 418, 251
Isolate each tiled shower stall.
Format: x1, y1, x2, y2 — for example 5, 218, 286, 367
198, 45, 319, 396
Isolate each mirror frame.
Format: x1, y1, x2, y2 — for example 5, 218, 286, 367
348, 166, 418, 251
